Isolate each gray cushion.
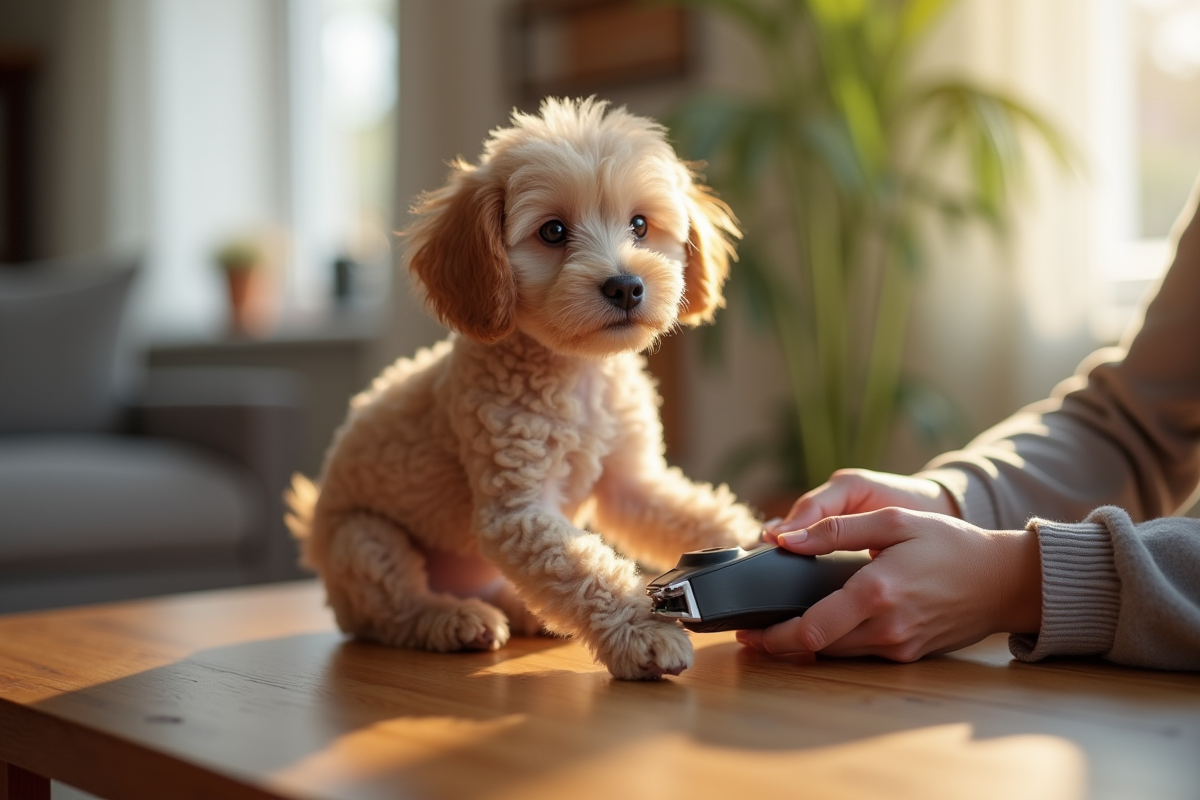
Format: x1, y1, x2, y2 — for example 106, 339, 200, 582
0, 252, 138, 433
0, 436, 262, 566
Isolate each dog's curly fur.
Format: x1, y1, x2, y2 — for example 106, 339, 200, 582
286, 98, 761, 680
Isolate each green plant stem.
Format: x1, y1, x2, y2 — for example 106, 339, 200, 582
805, 184, 851, 471
853, 238, 913, 466
767, 269, 836, 487
778, 155, 846, 484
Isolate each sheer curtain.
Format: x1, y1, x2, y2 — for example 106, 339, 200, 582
905, 0, 1142, 441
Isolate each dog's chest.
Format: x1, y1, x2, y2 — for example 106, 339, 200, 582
455, 346, 638, 517
547, 367, 617, 502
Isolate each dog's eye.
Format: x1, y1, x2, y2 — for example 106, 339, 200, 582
539, 220, 568, 246
630, 215, 648, 240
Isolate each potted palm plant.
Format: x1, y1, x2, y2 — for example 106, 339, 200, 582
667, 0, 1076, 496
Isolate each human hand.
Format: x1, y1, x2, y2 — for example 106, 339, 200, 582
738, 508, 1041, 662
762, 469, 958, 544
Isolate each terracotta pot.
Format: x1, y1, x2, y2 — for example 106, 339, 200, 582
223, 269, 255, 333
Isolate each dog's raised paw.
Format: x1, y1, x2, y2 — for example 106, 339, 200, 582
598, 618, 693, 681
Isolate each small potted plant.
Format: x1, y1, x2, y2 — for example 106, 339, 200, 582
213, 238, 262, 333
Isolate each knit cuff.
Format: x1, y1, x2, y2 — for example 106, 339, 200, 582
1008, 519, 1121, 662
916, 467, 999, 529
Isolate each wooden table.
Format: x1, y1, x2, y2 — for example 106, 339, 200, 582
1, 581, 1197, 800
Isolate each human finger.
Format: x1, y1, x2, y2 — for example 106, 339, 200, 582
764, 471, 959, 540
758, 584, 870, 655
735, 629, 820, 665
735, 628, 767, 651
763, 479, 858, 539
774, 508, 915, 556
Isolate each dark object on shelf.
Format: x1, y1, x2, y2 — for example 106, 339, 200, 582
334, 256, 356, 301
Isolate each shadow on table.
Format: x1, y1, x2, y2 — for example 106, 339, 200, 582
32, 630, 1199, 800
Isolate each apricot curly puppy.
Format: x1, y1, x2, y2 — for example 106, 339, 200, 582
286, 98, 760, 680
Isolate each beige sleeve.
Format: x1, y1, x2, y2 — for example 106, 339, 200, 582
918, 175, 1200, 530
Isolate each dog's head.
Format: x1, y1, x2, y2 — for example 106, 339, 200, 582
403, 97, 739, 357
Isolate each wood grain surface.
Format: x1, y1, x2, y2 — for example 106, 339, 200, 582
1, 581, 1197, 800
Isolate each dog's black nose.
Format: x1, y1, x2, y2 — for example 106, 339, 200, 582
601, 275, 644, 311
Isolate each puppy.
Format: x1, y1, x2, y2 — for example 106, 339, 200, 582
286, 97, 761, 680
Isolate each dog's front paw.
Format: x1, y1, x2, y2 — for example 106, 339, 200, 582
423, 597, 511, 652
595, 617, 693, 681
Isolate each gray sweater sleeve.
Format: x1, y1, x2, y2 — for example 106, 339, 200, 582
915, 176, 1200, 670
1008, 507, 1200, 670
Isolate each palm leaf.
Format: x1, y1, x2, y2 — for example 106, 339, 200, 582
898, 0, 955, 46
667, 94, 758, 163
797, 115, 868, 192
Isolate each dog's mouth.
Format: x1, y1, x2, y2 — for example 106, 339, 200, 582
541, 308, 668, 357
604, 315, 637, 330
602, 308, 663, 334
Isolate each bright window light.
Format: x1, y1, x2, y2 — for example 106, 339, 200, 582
289, 0, 397, 314
1132, 0, 1200, 239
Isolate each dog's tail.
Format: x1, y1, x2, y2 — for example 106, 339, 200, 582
283, 473, 319, 543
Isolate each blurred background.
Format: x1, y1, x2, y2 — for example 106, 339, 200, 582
1, 0, 1199, 614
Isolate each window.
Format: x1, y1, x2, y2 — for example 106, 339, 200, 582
1091, 0, 1200, 340
287, 0, 397, 314
1131, 0, 1200, 238
121, 0, 397, 339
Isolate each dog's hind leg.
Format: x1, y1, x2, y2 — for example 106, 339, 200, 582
321, 513, 511, 652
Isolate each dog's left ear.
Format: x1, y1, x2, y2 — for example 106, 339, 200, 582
680, 179, 740, 326
403, 162, 517, 344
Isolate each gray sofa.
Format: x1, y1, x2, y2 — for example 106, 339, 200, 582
0, 251, 308, 613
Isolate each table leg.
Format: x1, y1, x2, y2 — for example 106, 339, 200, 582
0, 762, 50, 800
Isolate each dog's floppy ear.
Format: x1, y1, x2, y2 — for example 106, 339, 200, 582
679, 178, 740, 326
403, 161, 516, 343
